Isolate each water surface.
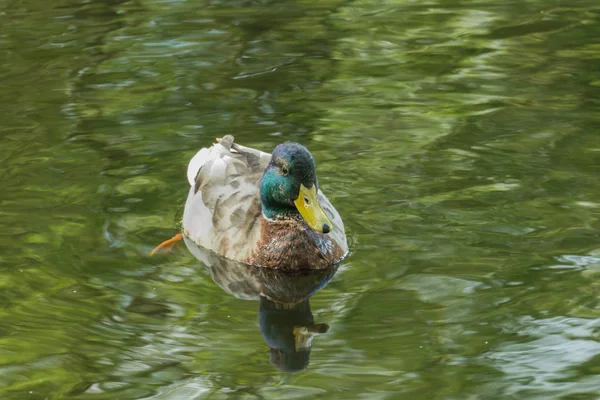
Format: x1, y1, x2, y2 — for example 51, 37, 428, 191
2, 0, 600, 398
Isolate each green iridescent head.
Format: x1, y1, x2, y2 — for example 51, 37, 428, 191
260, 142, 332, 234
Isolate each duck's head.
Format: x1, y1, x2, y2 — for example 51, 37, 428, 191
260, 142, 333, 234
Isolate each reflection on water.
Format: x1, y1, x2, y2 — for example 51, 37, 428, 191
260, 297, 329, 373
184, 237, 335, 372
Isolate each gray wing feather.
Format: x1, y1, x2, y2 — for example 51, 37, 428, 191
183, 138, 270, 260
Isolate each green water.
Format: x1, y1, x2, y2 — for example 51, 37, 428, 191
2, 0, 600, 398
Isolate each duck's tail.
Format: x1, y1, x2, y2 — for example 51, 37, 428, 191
216, 135, 244, 153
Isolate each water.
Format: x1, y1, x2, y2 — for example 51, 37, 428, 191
2, 0, 600, 398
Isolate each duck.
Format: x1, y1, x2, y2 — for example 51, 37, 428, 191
153, 135, 347, 269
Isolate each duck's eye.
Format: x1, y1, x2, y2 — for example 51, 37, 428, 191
281, 166, 289, 176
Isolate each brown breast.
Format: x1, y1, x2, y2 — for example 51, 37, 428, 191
246, 216, 344, 270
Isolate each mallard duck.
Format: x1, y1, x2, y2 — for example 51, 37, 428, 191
172, 135, 347, 269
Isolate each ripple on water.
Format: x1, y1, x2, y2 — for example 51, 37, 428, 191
481, 316, 600, 398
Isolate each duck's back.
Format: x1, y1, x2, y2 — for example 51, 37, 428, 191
183, 136, 271, 260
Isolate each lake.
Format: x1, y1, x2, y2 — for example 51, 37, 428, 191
1, 0, 600, 398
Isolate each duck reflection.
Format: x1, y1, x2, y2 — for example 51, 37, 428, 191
259, 296, 329, 372
184, 237, 336, 372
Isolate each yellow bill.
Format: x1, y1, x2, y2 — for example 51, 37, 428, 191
294, 184, 333, 233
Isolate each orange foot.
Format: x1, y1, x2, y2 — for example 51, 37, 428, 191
151, 233, 183, 256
